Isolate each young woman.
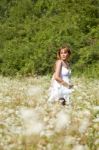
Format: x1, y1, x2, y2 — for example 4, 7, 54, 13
48, 45, 74, 105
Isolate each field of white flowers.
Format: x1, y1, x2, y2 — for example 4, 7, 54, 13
0, 75, 99, 150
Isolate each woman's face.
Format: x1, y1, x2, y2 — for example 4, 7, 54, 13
60, 48, 70, 61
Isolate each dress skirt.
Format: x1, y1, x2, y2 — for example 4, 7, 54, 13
48, 76, 73, 103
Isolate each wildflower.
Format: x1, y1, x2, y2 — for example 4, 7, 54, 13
93, 106, 99, 111
55, 110, 71, 132
20, 107, 45, 135
26, 86, 42, 96
64, 136, 76, 145
77, 96, 83, 100
79, 118, 90, 134
94, 139, 99, 145
93, 118, 99, 123
72, 144, 88, 150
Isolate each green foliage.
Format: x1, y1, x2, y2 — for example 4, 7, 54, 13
73, 41, 99, 78
0, 0, 99, 77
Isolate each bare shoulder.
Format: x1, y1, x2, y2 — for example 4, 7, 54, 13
56, 60, 62, 66
55, 60, 62, 71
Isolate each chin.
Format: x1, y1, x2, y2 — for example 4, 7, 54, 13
62, 58, 67, 61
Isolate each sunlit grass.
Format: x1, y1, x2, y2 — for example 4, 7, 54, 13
0, 75, 99, 150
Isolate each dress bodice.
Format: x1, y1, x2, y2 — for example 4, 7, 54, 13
61, 66, 71, 82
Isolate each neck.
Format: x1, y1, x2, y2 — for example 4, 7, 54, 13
62, 60, 68, 63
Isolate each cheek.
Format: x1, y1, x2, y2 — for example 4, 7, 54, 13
65, 53, 69, 57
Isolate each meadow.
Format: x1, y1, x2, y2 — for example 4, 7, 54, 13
0, 75, 99, 150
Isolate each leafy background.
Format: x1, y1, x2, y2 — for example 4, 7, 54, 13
0, 0, 99, 77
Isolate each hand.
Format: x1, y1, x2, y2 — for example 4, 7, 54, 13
68, 83, 73, 89
61, 81, 68, 87
61, 81, 73, 88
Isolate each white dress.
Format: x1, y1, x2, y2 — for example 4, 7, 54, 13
48, 66, 73, 103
